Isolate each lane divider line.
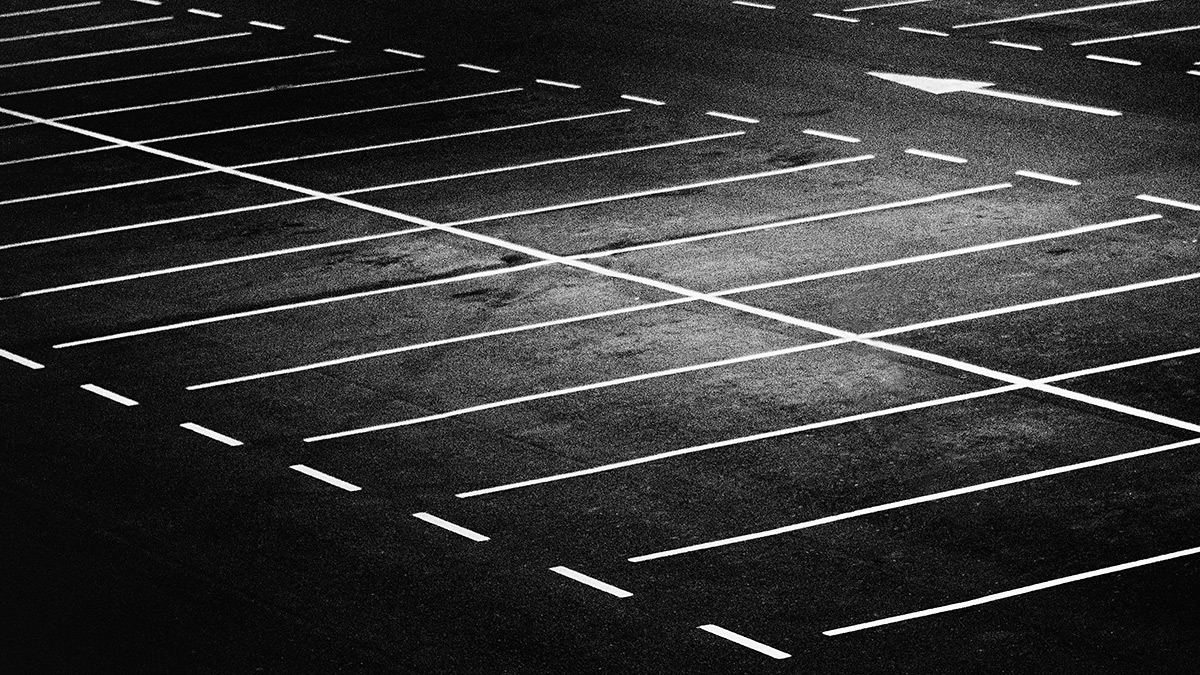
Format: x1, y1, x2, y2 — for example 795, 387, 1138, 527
549, 566, 633, 598
80, 383, 139, 406
1085, 54, 1141, 65
732, 1, 776, 9
698, 625, 790, 659
0, 171, 218, 207
0, 2, 101, 17
0, 348, 44, 369
536, 78, 581, 89
705, 110, 758, 123
905, 148, 967, 164
954, 0, 1164, 29
813, 12, 859, 22
1136, 194, 1200, 211
187, 8, 222, 18
620, 94, 665, 105
412, 512, 489, 541
844, 0, 933, 10
180, 422, 243, 446
458, 63, 499, 73
248, 21, 284, 30
1014, 170, 1081, 186
131, 0, 162, 5
988, 40, 1042, 51
384, 48, 424, 58
290, 464, 361, 491
898, 26, 949, 36
803, 128, 861, 143
0, 32, 252, 70
313, 33, 350, 44
1071, 23, 1200, 46
0, 16, 173, 43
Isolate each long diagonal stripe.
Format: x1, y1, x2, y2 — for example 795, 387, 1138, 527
0, 32, 252, 69
953, 0, 1163, 28
0, 2, 102, 17
0, 16, 173, 43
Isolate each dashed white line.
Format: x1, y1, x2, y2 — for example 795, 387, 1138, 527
187, 8, 222, 18
813, 12, 859, 22
536, 78, 581, 89
0, 2, 101, 17
549, 566, 633, 598
412, 512, 489, 541
384, 48, 424, 58
1136, 194, 1200, 211
1014, 170, 1081, 186
0, 32, 251, 70
313, 33, 350, 44
0, 348, 44, 369
905, 148, 968, 163
248, 20, 285, 30
1071, 24, 1200, 46
732, 1, 776, 9
898, 26, 949, 36
989, 40, 1042, 51
845, 0, 932, 10
954, 0, 1163, 29
81, 383, 139, 406
290, 464, 362, 491
1086, 54, 1141, 65
803, 128, 861, 143
458, 63, 499, 73
825, 544, 1200, 635
705, 111, 759, 123
698, 625, 790, 659
620, 94, 665, 105
0, 16, 173, 43
180, 422, 243, 446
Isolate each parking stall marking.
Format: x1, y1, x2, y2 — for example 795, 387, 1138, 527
412, 512, 490, 542
803, 128, 861, 143
731, 2, 776, 10
1071, 24, 1200, 46
905, 148, 968, 163
704, 110, 758, 123
290, 464, 361, 491
898, 26, 949, 37
1085, 54, 1142, 66
549, 567, 633, 598
1136, 194, 1200, 211
697, 625, 790, 659
180, 422, 243, 446
812, 13, 859, 23
313, 33, 350, 44
620, 94, 665, 105
186, 9, 221, 19
0, 348, 45, 369
0, 2, 102, 18
1014, 170, 1081, 186
384, 48, 424, 58
248, 21, 284, 30
844, 0, 932, 10
535, 78, 581, 89
80, 383, 138, 406
0, 31, 252, 70
989, 40, 1042, 52
0, 169, 218, 207
952, 0, 1164, 29
0, 16, 173, 43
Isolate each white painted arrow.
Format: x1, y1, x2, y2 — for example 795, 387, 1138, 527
869, 71, 1122, 117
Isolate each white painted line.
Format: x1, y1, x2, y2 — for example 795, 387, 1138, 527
580, 183, 1011, 258
457, 386, 1019, 498
826, 543, 1200, 635
187, 8, 221, 18
1041, 346, 1200, 384
1187, 70, 1200, 77
803, 128, 861, 143
412, 512, 489, 541
444, 156, 873, 228
53, 263, 550, 347
0, 348, 44, 369
905, 148, 968, 163
1071, 24, 1200, 46
1086, 54, 1141, 65
180, 422, 243, 446
0, 2, 101, 17
1136, 194, 1200, 211
458, 63, 499, 73
1014, 170, 1081, 186
972, 87, 1122, 116
0, 170, 216, 207
290, 464, 361, 491
0, 32, 251, 70
234, 108, 628, 168
0, 147, 112, 167
313, 33, 350, 44
549, 566, 633, 598
384, 48, 424, 58
0, 17, 174, 43
249, 20, 284, 30
989, 40, 1042, 51
954, 0, 1163, 29
0, 50, 334, 96
698, 625, 790, 659
631, 436, 1200, 562
536, 78, 581, 89
732, 1, 776, 9
813, 12, 859, 22
620, 94, 665, 105
845, 0, 932, 10
705, 111, 759, 123
131, 0, 162, 4
81, 383, 139, 406
898, 26, 949, 36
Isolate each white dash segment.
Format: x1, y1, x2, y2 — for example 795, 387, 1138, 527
905, 148, 967, 163
620, 94, 665, 105
385, 48, 424, 58
290, 464, 361, 491
825, 544, 1200, 635
549, 566, 633, 598
412, 512, 489, 541
706, 110, 759, 123
899, 26, 949, 36
313, 33, 350, 44
249, 20, 285, 30
1014, 170, 1081, 186
1086, 54, 1141, 65
813, 12, 859, 22
536, 78, 581, 89
989, 40, 1043, 51
187, 8, 222, 18
698, 625, 790, 659
954, 0, 1164, 29
1072, 24, 1200, 46
0, 2, 101, 17
845, 0, 933, 10
732, 1, 776, 9
180, 422, 243, 446
803, 128, 861, 143
130, 0, 162, 4
81, 383, 138, 406
1136, 194, 1200, 211
458, 63, 500, 73
1188, 70, 1200, 77
0, 348, 44, 369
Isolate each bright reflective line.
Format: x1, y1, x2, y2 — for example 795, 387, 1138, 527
412, 512, 489, 541
955, 0, 1163, 28
898, 26, 949, 36
620, 94, 665, 105
81, 383, 139, 406
705, 110, 759, 123
989, 40, 1042, 51
0, 32, 251, 70
180, 422, 242, 446
0, 348, 44, 369
536, 78, 581, 89
803, 128, 861, 143
0, 170, 215, 206
1071, 23, 1200, 45
187, 8, 221, 18
906, 148, 968, 163
845, 0, 931, 10
550, 567, 633, 598
698, 625, 790, 659
813, 12, 859, 22
0, 16, 172, 42
732, 1, 776, 9
1136, 194, 1200, 211
384, 48, 424, 58
290, 464, 361, 491
1085, 54, 1141, 65
313, 33, 350, 43
826, 544, 1200, 635
458, 63, 499, 73
0, 146, 113, 167
0, 2, 101, 17
972, 88, 1122, 116
1014, 170, 1081, 186
248, 21, 284, 30
1041, 346, 1200, 383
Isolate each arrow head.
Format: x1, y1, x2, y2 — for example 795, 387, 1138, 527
868, 71, 995, 94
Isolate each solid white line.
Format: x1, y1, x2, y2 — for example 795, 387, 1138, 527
0, 348, 44, 369
458, 63, 499, 73
445, 156, 873, 228
249, 20, 284, 30
898, 26, 949, 36
631, 436, 1200, 562
456, 386, 1020, 498
1085, 54, 1141, 65
0, 2, 101, 17
0, 32, 251, 69
289, 464, 361, 491
1071, 24, 1200, 46
803, 129, 861, 143
579, 183, 1010, 258
1136, 194, 1200, 211
384, 48, 424, 58
80, 383, 139, 406
732, 1, 776, 9
233, 108, 629, 168
1041, 346, 1200, 383
620, 94, 665, 105
905, 148, 967, 163
0, 147, 114, 167
813, 12, 859, 22
845, 0, 931, 10
0, 16, 172, 42
313, 33, 350, 44
954, 0, 1162, 29
0, 50, 334, 96
1014, 170, 1081, 186
412, 512, 489, 541
1189, 70, 1200, 77
989, 40, 1042, 51
825, 543, 1200, 635
536, 78, 581, 89
52, 263, 550, 347
131, 0, 162, 4
972, 87, 1122, 116
180, 422, 243, 446
187, 8, 221, 18
0, 170, 216, 206
698, 625, 790, 659
549, 566, 633, 598
705, 110, 758, 123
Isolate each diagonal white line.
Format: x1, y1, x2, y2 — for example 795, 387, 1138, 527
550, 566, 633, 598
0, 348, 44, 369
844, 0, 932, 10
954, 0, 1163, 28
0, 170, 217, 206
1071, 24, 1200, 46
0, 2, 101, 18
290, 464, 361, 491
81, 383, 139, 406
412, 512, 489, 541
0, 32, 251, 69
0, 16, 172, 43
180, 422, 242, 446
698, 625, 790, 659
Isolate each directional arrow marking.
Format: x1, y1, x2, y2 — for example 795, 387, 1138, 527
869, 72, 1122, 117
